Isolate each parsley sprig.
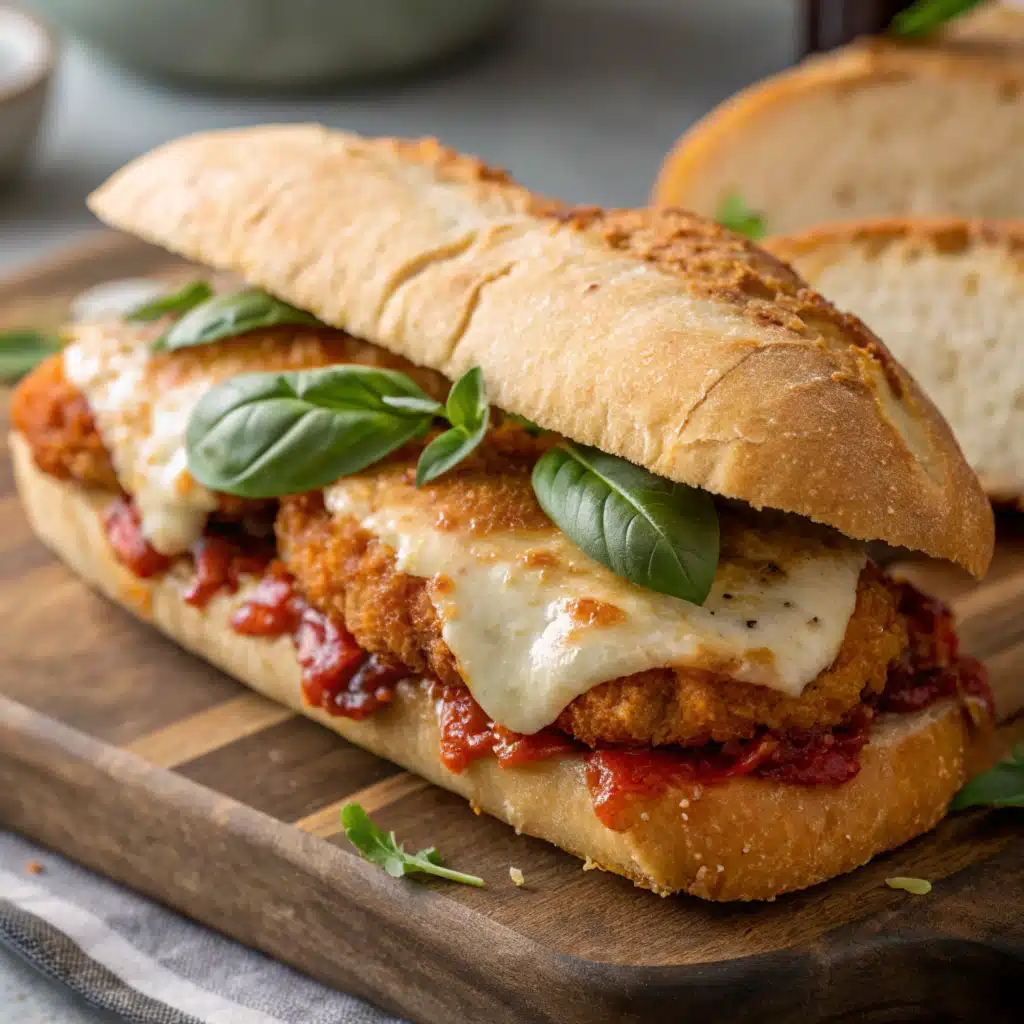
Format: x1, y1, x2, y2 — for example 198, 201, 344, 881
890, 0, 986, 37
715, 193, 767, 241
340, 804, 485, 887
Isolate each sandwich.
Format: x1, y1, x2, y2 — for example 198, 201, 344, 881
651, 14, 1024, 233
766, 217, 1024, 508
10, 126, 996, 901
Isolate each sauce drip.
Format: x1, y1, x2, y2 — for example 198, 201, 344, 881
231, 565, 402, 719
103, 497, 172, 578
433, 683, 578, 773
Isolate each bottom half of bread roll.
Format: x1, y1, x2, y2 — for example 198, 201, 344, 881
10, 432, 993, 900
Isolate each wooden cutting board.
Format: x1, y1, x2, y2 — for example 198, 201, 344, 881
1, 235, 1023, 1024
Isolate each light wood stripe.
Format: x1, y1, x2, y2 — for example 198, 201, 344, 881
954, 567, 1024, 625
293, 773, 431, 838
125, 692, 294, 769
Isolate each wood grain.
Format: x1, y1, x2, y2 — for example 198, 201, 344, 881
1, 234, 1022, 1023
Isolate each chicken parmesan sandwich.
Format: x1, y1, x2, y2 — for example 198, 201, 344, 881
10, 127, 996, 900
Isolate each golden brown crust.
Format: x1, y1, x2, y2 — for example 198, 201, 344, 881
653, 36, 1024, 215
86, 126, 993, 575
766, 215, 1024, 265
11, 433, 987, 900
558, 565, 905, 747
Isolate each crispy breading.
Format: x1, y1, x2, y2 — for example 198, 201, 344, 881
11, 353, 121, 492
11, 325, 451, 518
278, 468, 906, 748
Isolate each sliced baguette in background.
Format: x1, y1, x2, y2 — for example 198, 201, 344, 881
653, 7, 1024, 233
767, 218, 1024, 503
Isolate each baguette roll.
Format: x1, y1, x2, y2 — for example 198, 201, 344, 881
10, 435, 984, 901
88, 126, 992, 575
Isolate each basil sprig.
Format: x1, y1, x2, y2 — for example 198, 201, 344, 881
156, 288, 323, 352
416, 367, 489, 486
890, 0, 984, 37
341, 804, 484, 886
532, 443, 719, 604
0, 329, 61, 383
950, 743, 1024, 811
126, 281, 213, 322
187, 360, 721, 602
716, 192, 767, 241
186, 365, 440, 498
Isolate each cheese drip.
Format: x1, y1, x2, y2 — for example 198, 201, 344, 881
63, 324, 219, 555
325, 478, 866, 735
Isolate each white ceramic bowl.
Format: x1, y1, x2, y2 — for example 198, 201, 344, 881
22, 0, 510, 89
0, 7, 53, 182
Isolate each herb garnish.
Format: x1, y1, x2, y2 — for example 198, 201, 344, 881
889, 0, 985, 37
0, 329, 61, 383
155, 288, 322, 352
416, 367, 489, 486
340, 804, 485, 886
532, 442, 720, 604
126, 281, 213, 323
716, 193, 767, 241
186, 365, 441, 498
188, 361, 721, 601
950, 743, 1024, 810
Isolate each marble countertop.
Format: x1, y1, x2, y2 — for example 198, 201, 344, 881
0, 1, 796, 1018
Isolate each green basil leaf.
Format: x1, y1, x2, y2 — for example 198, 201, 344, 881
950, 743, 1024, 810
0, 329, 61, 383
126, 280, 214, 322
890, 0, 984, 37
415, 368, 490, 486
186, 365, 436, 497
157, 288, 322, 351
531, 443, 719, 603
340, 804, 484, 886
444, 367, 487, 432
716, 192, 767, 241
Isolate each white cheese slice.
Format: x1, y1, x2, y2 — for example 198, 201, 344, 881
325, 478, 866, 735
63, 324, 219, 555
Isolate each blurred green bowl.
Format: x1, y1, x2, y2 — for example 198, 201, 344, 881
23, 0, 512, 88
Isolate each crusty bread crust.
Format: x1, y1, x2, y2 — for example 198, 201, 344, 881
11, 432, 988, 901
653, 35, 1024, 219
85, 126, 992, 576
766, 216, 1024, 505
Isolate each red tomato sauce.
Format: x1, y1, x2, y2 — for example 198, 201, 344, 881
101, 502, 993, 829
103, 498, 172, 578
431, 683, 578, 773
231, 566, 403, 720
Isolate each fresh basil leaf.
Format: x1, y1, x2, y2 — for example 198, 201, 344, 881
340, 804, 484, 886
381, 394, 444, 416
890, 0, 984, 37
157, 288, 322, 351
950, 743, 1024, 810
186, 365, 437, 498
0, 329, 61, 383
126, 281, 213, 322
415, 367, 490, 486
531, 443, 719, 603
716, 192, 767, 241
444, 367, 487, 433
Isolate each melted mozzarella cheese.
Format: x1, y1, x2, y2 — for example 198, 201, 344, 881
63, 324, 218, 555
325, 479, 866, 735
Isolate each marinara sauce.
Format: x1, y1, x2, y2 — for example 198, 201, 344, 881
231, 565, 403, 720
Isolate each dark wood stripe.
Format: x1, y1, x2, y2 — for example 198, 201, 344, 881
294, 773, 430, 836
175, 717, 402, 823
125, 692, 295, 768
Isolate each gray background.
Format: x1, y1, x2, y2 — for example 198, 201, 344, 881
0, 0, 797, 1017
